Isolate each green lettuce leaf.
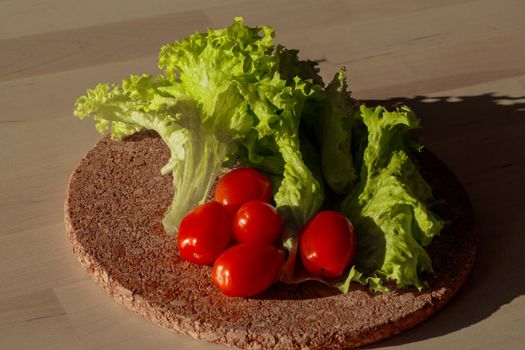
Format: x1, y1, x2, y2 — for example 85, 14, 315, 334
74, 74, 235, 234
338, 105, 444, 291
315, 69, 357, 195
239, 74, 323, 228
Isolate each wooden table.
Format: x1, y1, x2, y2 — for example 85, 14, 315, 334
1, 1, 524, 349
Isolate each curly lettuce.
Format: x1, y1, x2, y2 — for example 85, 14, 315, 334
337, 105, 444, 291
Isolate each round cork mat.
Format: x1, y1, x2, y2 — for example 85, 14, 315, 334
65, 131, 477, 349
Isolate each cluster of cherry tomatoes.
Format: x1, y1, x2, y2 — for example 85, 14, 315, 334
177, 168, 356, 297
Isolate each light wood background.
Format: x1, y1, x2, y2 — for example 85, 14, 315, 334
1, 1, 524, 349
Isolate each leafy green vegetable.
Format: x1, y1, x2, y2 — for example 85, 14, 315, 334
75, 74, 237, 234
338, 105, 444, 291
315, 69, 357, 195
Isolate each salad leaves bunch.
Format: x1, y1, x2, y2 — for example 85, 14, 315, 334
75, 18, 444, 292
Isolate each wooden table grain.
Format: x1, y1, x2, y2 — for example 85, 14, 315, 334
1, 1, 524, 349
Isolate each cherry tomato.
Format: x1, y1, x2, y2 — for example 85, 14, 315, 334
232, 200, 283, 245
214, 168, 272, 216
178, 201, 232, 265
212, 243, 285, 297
299, 211, 356, 278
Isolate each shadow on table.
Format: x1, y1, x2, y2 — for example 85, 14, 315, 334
361, 93, 525, 348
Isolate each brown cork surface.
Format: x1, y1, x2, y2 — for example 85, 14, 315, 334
64, 131, 477, 349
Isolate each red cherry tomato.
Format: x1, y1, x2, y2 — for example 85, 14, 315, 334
178, 201, 232, 265
299, 211, 356, 278
233, 200, 283, 245
212, 243, 285, 297
214, 168, 272, 216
